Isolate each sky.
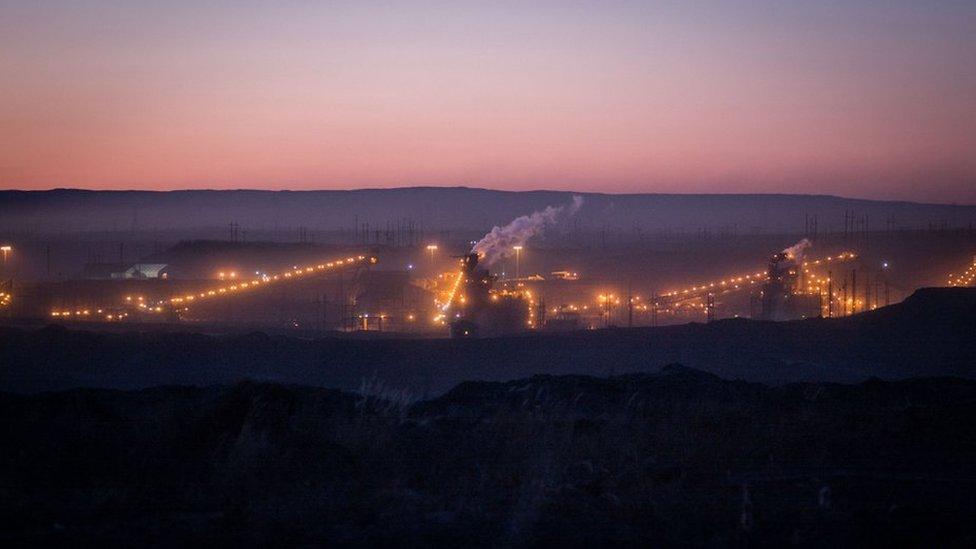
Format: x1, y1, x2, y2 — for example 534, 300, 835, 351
1, 1, 974, 203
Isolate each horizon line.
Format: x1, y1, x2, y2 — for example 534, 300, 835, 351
1, 185, 974, 207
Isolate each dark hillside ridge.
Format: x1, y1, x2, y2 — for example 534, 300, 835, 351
2, 187, 975, 232
842, 286, 976, 325
2, 288, 974, 394
3, 369, 976, 545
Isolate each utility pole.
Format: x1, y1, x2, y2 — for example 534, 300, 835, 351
652, 301, 658, 327
842, 280, 848, 316
863, 272, 870, 310
0, 245, 10, 278
827, 270, 833, 318
627, 283, 633, 328
338, 271, 345, 331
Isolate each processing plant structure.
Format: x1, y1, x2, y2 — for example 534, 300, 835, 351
757, 251, 823, 321
447, 253, 531, 338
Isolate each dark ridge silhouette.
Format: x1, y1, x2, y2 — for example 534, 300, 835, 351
1, 288, 974, 395
2, 187, 975, 232
842, 286, 976, 326
3, 369, 976, 545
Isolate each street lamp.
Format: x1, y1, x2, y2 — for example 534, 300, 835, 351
426, 244, 438, 263
0, 245, 10, 273
513, 245, 523, 280
599, 293, 614, 327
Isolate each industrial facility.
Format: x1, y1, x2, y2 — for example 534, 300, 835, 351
442, 253, 532, 338
0, 236, 930, 335
0, 217, 970, 336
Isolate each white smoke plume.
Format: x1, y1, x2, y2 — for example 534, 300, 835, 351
471, 196, 583, 265
781, 238, 812, 261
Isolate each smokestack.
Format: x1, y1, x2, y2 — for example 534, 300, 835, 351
461, 253, 479, 275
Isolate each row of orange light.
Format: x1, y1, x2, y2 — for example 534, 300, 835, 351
947, 258, 976, 287
164, 255, 374, 308
661, 273, 766, 297
560, 303, 654, 314
0, 291, 11, 307
51, 308, 130, 321
801, 251, 857, 267
661, 251, 857, 298
661, 271, 766, 298
128, 295, 166, 313
438, 269, 465, 314
50, 255, 376, 319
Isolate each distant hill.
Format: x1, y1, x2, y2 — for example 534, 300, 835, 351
2, 288, 974, 394
2, 187, 975, 233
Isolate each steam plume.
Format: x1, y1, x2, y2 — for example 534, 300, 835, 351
471, 196, 583, 265
782, 238, 812, 261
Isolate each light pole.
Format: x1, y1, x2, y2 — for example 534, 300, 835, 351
882, 261, 890, 305
599, 293, 614, 327
513, 245, 523, 280
0, 245, 10, 275
426, 244, 438, 263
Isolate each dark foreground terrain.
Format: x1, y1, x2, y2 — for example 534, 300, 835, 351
2, 288, 975, 396
3, 367, 976, 546
2, 288, 975, 546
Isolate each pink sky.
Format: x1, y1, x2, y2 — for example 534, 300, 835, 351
1, 1, 974, 203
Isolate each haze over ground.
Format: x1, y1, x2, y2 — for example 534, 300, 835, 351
3, 189, 976, 234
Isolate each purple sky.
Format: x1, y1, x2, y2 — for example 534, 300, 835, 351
1, 1, 974, 202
